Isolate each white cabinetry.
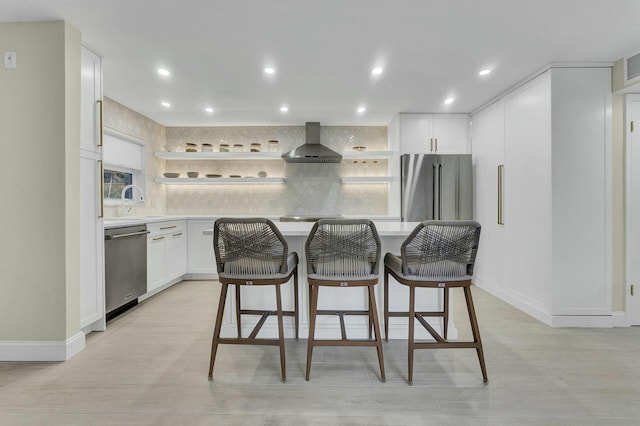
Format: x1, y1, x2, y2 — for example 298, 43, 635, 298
187, 219, 217, 276
399, 114, 469, 154
146, 220, 187, 293
470, 101, 505, 295
80, 46, 104, 331
471, 66, 612, 326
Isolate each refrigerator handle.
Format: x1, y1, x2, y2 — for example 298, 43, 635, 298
498, 165, 504, 225
432, 164, 437, 219
438, 164, 443, 220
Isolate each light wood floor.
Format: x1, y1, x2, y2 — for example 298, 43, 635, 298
1, 280, 639, 425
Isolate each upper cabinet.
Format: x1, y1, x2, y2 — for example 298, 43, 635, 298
399, 113, 470, 154
80, 47, 103, 153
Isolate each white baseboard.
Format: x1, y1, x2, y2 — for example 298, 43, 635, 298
612, 311, 628, 327
475, 276, 628, 328
0, 332, 85, 361
474, 275, 553, 326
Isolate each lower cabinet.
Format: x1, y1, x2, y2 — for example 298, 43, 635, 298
187, 219, 217, 276
80, 150, 105, 330
147, 220, 187, 293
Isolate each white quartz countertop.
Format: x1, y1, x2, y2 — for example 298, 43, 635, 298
200, 221, 421, 236
103, 215, 402, 229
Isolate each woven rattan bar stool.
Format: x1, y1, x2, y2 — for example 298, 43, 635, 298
305, 219, 385, 382
383, 220, 487, 385
208, 218, 299, 382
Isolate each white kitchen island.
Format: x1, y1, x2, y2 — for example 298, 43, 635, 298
204, 220, 458, 340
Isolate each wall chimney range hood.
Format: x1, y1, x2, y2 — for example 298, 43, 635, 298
281, 122, 342, 163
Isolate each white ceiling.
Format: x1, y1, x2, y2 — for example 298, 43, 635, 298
2, 0, 640, 126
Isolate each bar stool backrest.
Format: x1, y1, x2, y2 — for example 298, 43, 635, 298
214, 218, 288, 275
401, 220, 481, 279
305, 219, 381, 278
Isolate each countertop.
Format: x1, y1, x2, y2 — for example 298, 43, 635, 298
103, 215, 402, 229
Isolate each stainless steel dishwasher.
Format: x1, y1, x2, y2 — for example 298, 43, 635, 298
104, 224, 150, 320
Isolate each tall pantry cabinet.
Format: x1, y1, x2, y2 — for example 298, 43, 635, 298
471, 66, 612, 326
79, 46, 105, 331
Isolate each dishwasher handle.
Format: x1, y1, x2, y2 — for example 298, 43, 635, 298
105, 230, 150, 240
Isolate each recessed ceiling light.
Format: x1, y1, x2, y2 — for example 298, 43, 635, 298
280, 106, 289, 112
444, 97, 455, 105
357, 106, 366, 113
161, 101, 171, 107
157, 68, 170, 76
205, 107, 214, 113
371, 67, 383, 76
478, 68, 492, 76
264, 67, 275, 74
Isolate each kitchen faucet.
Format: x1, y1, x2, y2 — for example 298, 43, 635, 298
120, 184, 144, 216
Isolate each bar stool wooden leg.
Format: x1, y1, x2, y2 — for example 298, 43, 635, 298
275, 283, 286, 382
209, 283, 229, 380
305, 284, 319, 381
464, 286, 488, 384
368, 285, 386, 382
408, 285, 415, 385
293, 270, 299, 339
368, 291, 374, 340
443, 287, 449, 340
235, 285, 242, 338
384, 268, 389, 342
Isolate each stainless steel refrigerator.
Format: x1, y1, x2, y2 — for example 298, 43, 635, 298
401, 154, 473, 222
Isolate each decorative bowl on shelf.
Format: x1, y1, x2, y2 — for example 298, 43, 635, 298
352, 146, 367, 151
164, 172, 180, 178
205, 174, 222, 178
229, 174, 242, 178
187, 171, 199, 178
257, 171, 267, 178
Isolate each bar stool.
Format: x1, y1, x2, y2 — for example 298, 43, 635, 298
305, 219, 385, 382
383, 220, 487, 385
208, 218, 299, 382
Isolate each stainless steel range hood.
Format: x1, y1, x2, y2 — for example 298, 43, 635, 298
281, 122, 342, 163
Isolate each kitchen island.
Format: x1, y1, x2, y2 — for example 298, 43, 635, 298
104, 216, 456, 340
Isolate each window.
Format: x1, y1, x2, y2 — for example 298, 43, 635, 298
102, 128, 145, 205
104, 169, 133, 200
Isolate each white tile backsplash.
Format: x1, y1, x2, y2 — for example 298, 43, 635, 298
102, 101, 390, 217
165, 126, 389, 216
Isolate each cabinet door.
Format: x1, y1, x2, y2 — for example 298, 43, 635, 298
399, 114, 434, 153
433, 114, 469, 154
471, 102, 505, 291
80, 152, 104, 327
80, 47, 102, 153
503, 73, 552, 309
165, 230, 187, 280
147, 235, 166, 292
187, 220, 217, 274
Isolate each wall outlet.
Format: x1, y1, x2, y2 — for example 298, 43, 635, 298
4, 51, 16, 69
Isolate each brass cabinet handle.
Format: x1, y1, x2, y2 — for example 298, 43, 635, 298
430, 138, 433, 152
172, 232, 183, 237
434, 138, 438, 152
97, 100, 103, 147
160, 225, 177, 230
153, 236, 165, 241
98, 160, 104, 218
498, 165, 504, 225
